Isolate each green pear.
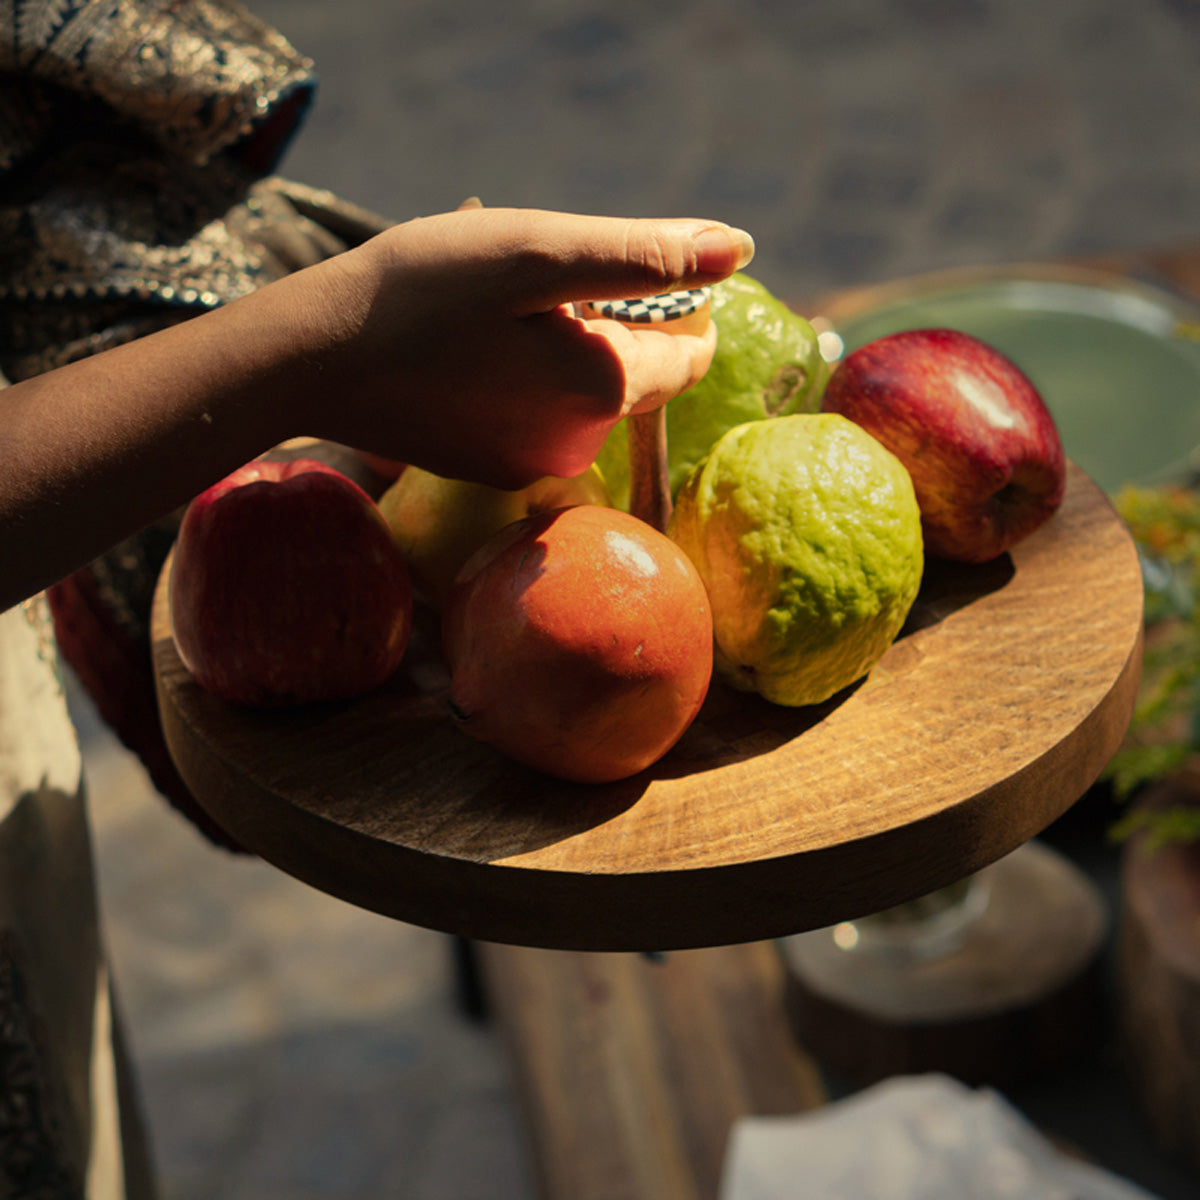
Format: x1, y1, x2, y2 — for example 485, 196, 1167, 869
595, 273, 830, 510
379, 465, 610, 609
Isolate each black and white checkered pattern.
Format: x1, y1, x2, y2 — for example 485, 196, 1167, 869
585, 287, 711, 324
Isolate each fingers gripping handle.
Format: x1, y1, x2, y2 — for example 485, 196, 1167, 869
579, 288, 712, 533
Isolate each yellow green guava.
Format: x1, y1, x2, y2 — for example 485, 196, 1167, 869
595, 273, 829, 510
668, 414, 924, 707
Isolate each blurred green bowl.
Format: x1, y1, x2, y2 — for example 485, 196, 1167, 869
827, 265, 1200, 495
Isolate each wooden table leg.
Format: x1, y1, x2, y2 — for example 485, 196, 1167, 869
479, 940, 826, 1200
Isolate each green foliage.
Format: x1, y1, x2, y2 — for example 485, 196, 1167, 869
1110, 802, 1200, 850
1106, 742, 1191, 801
1104, 484, 1200, 844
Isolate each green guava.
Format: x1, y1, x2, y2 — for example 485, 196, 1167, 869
668, 414, 924, 707
595, 273, 830, 510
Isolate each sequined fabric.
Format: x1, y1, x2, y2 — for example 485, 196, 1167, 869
0, 0, 393, 379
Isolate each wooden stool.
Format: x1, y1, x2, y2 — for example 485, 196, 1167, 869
778, 840, 1107, 1087
1118, 772, 1200, 1174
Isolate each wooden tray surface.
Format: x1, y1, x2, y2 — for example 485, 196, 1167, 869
152, 463, 1143, 950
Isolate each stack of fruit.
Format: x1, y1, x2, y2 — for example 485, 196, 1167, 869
169, 275, 1067, 785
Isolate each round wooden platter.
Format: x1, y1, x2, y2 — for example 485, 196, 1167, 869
152, 463, 1143, 952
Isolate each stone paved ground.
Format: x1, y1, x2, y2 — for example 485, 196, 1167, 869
255, 0, 1200, 300
81, 2, 1200, 1198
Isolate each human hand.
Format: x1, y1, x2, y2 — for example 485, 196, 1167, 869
298, 207, 754, 488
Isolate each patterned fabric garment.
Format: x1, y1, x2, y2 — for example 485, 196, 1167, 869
0, 0, 387, 376
0, 5, 396, 1190
0, 0, 394, 850
0, 597, 158, 1199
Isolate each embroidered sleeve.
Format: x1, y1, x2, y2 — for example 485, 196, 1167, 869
0, 0, 315, 168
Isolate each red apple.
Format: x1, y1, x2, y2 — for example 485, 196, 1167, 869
821, 328, 1066, 563
170, 458, 413, 706
442, 505, 713, 783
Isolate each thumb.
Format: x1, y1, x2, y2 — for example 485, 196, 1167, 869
497, 211, 756, 314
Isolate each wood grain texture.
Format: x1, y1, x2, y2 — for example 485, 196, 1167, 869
627, 407, 673, 533
1118, 776, 1200, 1173
479, 940, 825, 1200
151, 463, 1142, 950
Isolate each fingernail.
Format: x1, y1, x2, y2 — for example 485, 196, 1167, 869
693, 225, 755, 274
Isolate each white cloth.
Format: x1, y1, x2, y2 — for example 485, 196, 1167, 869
0, 596, 154, 1199
721, 1074, 1161, 1200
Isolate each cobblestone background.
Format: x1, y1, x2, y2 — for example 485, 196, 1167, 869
80, 2, 1200, 1198
256, 0, 1200, 301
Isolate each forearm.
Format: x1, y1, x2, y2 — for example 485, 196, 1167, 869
0, 259, 359, 609
0, 208, 750, 610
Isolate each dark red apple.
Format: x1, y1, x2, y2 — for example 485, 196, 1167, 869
821, 328, 1066, 563
442, 505, 713, 783
170, 458, 413, 706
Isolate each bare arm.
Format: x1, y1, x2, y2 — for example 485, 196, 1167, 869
0, 208, 752, 609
